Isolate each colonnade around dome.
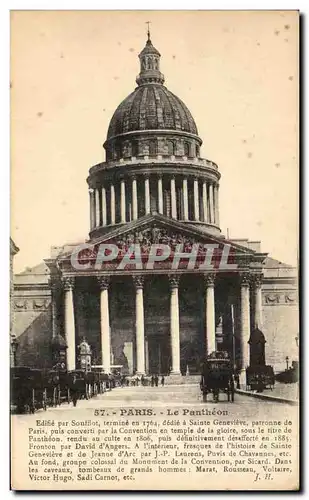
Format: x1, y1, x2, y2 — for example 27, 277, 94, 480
89, 174, 220, 234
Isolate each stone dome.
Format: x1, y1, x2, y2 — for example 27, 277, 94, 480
107, 84, 198, 139
88, 33, 221, 240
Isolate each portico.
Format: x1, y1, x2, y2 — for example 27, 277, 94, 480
47, 215, 266, 384
43, 33, 267, 385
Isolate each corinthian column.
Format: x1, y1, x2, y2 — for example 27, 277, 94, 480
209, 183, 214, 224
145, 176, 150, 215
49, 279, 58, 339
158, 176, 163, 214
95, 188, 101, 227
204, 273, 216, 355
101, 186, 107, 226
62, 277, 76, 371
202, 181, 208, 222
133, 276, 145, 375
110, 184, 116, 225
132, 176, 138, 220
214, 184, 220, 226
169, 275, 181, 375
194, 178, 200, 221
183, 178, 189, 220
171, 176, 177, 219
253, 274, 263, 329
98, 276, 111, 374
120, 179, 126, 223
239, 273, 251, 387
89, 189, 95, 230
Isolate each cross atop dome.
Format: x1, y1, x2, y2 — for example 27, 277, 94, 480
136, 26, 165, 86
146, 21, 151, 41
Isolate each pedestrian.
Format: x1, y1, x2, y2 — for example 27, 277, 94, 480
155, 375, 159, 387
161, 375, 165, 387
151, 375, 154, 387
70, 374, 78, 407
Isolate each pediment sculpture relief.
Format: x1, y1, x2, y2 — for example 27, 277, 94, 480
78, 225, 228, 261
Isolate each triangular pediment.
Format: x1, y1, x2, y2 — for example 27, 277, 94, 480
55, 214, 266, 274
87, 214, 253, 253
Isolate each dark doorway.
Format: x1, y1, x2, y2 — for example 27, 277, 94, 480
148, 334, 170, 375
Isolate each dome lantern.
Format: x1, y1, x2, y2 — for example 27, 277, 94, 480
136, 29, 165, 86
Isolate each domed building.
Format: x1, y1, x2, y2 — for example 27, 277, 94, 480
13, 33, 298, 384
88, 32, 220, 238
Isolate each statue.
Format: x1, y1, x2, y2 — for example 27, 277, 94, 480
78, 337, 92, 371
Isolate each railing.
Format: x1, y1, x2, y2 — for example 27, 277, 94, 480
90, 155, 219, 174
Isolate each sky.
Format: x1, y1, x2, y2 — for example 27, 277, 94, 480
10, 10, 299, 272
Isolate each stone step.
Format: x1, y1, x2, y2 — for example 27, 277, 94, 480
164, 375, 200, 385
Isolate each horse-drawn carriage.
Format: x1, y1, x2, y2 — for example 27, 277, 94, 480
66, 370, 90, 405
11, 367, 48, 413
246, 365, 275, 391
91, 368, 110, 394
11, 361, 114, 412
200, 352, 235, 403
66, 369, 112, 405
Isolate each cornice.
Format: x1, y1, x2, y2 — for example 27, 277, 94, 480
103, 129, 203, 147
88, 163, 220, 187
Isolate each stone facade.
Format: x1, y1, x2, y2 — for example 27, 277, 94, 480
13, 262, 53, 368
13, 235, 298, 374
12, 34, 298, 376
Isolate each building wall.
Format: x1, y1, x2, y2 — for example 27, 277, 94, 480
13, 263, 53, 368
13, 261, 299, 374
13, 294, 53, 368
262, 289, 298, 373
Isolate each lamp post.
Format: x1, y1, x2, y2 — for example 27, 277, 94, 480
10, 335, 19, 367
285, 356, 289, 371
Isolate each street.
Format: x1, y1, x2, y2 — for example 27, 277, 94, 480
12, 384, 298, 422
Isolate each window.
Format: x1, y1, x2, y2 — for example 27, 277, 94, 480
122, 143, 128, 158
106, 145, 112, 161
163, 188, 171, 217
167, 140, 175, 156
131, 140, 138, 157
184, 142, 191, 157
148, 140, 157, 156
115, 142, 121, 159
176, 185, 184, 220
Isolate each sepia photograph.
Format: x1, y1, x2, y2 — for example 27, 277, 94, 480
10, 10, 299, 491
